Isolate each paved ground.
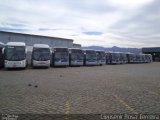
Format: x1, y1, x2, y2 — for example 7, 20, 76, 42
0, 62, 160, 116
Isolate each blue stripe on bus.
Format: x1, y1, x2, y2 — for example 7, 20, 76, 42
71, 60, 83, 62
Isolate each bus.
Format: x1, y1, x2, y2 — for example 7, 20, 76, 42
127, 53, 136, 63
96, 50, 106, 65
136, 54, 143, 63
52, 47, 69, 66
145, 54, 152, 63
4, 42, 27, 68
148, 54, 153, 62
141, 54, 146, 63
0, 42, 4, 68
69, 48, 84, 66
83, 49, 97, 66
108, 52, 121, 64
119, 53, 128, 64
31, 44, 51, 68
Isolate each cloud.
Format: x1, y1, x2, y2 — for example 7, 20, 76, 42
83, 31, 103, 36
0, 0, 159, 48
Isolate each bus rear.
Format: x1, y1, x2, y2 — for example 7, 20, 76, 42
84, 50, 97, 66
69, 48, 84, 66
52, 47, 69, 66
31, 44, 51, 68
4, 42, 27, 68
96, 50, 106, 65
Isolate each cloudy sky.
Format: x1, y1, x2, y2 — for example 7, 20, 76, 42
0, 0, 160, 48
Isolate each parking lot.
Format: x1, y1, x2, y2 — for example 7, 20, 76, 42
0, 62, 160, 116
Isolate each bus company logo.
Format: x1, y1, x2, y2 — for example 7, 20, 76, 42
1, 114, 18, 120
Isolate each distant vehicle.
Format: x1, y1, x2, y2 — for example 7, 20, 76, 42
119, 53, 128, 64
145, 54, 152, 63
4, 42, 27, 68
96, 50, 106, 65
31, 44, 51, 68
52, 47, 69, 66
0, 42, 4, 68
127, 53, 136, 63
148, 54, 153, 62
108, 52, 121, 64
83, 49, 97, 66
69, 48, 84, 66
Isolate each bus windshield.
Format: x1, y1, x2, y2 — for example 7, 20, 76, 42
5, 46, 25, 61
33, 48, 50, 61
97, 52, 105, 60
111, 53, 120, 60
55, 52, 68, 61
121, 54, 127, 60
86, 51, 96, 59
71, 50, 83, 60
71, 52, 83, 60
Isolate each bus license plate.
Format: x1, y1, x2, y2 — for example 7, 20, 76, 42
40, 62, 45, 64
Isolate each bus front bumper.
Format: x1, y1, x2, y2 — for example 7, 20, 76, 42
5, 60, 26, 68
54, 61, 69, 66
85, 61, 97, 65
70, 61, 84, 66
32, 60, 50, 67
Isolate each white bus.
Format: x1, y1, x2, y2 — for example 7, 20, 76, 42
69, 48, 84, 66
108, 52, 121, 64
145, 54, 152, 63
136, 54, 143, 63
31, 44, 51, 68
148, 54, 153, 62
83, 49, 97, 66
52, 47, 69, 66
119, 53, 128, 64
96, 50, 106, 65
127, 53, 136, 63
4, 42, 27, 68
141, 54, 146, 63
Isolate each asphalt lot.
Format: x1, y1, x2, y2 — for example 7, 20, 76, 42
0, 62, 160, 116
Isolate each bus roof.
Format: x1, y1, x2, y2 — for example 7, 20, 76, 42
82, 49, 95, 51
33, 44, 50, 48
6, 42, 26, 46
52, 47, 68, 52
95, 50, 105, 53
53, 47, 68, 49
69, 48, 82, 50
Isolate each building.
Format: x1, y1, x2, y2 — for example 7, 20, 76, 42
142, 47, 160, 61
0, 31, 81, 51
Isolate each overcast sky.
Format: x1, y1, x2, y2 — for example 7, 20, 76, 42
0, 0, 159, 48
